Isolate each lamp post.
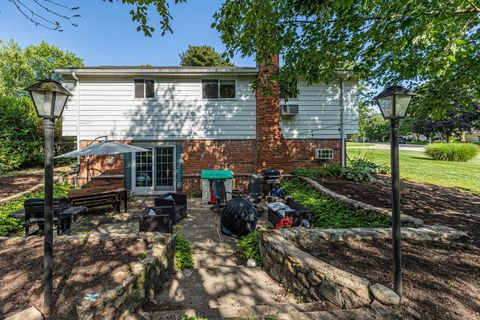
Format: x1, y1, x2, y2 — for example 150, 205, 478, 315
26, 80, 72, 317
374, 86, 415, 301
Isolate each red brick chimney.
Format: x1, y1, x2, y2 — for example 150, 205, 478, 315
255, 55, 291, 172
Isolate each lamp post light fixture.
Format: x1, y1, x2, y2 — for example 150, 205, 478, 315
375, 85, 415, 301
26, 80, 72, 317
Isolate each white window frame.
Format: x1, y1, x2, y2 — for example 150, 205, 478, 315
201, 79, 237, 100
133, 79, 156, 99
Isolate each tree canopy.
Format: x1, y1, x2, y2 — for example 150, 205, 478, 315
0, 40, 84, 97
179, 45, 233, 67
212, 0, 479, 115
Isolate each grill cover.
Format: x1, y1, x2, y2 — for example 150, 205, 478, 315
263, 169, 281, 180
220, 198, 258, 238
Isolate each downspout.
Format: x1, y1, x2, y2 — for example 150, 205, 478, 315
340, 79, 346, 167
71, 72, 80, 151
72, 72, 81, 186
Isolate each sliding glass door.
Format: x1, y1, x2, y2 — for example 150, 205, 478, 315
133, 146, 175, 194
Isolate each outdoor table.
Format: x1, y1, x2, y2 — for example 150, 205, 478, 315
68, 187, 128, 213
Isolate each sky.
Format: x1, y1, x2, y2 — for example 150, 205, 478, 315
0, 0, 256, 67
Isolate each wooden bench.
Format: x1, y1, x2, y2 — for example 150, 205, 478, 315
68, 187, 128, 213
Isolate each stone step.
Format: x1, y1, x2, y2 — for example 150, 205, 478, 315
151, 266, 297, 311
139, 301, 336, 320
193, 252, 243, 268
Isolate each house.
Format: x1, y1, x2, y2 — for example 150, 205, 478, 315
56, 57, 358, 195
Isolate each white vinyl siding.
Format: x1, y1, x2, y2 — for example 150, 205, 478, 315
62, 77, 256, 140
280, 80, 358, 139
61, 76, 358, 141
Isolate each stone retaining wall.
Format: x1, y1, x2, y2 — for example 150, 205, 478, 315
276, 225, 469, 253
259, 231, 375, 309
300, 177, 424, 226
71, 232, 175, 320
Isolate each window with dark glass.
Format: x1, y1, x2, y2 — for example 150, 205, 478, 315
134, 79, 155, 98
202, 79, 236, 99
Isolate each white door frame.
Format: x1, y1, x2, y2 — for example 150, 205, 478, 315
132, 144, 176, 195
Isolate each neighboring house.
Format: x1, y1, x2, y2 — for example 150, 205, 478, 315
56, 58, 358, 195
463, 131, 480, 144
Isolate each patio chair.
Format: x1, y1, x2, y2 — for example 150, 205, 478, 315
154, 193, 187, 223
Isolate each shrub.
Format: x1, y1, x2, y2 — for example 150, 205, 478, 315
281, 178, 391, 228
292, 164, 343, 180
175, 234, 194, 270
426, 143, 478, 162
237, 230, 262, 266
341, 152, 390, 182
0, 181, 74, 236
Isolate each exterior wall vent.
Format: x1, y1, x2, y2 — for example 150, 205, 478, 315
280, 104, 299, 116
315, 148, 334, 160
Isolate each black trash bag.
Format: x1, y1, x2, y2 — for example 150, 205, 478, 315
220, 197, 258, 239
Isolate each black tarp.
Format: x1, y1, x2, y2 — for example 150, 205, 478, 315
220, 197, 258, 238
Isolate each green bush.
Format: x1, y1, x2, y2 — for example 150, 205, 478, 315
175, 234, 194, 270
281, 178, 391, 228
237, 230, 262, 266
425, 143, 478, 162
292, 164, 343, 180
0, 182, 74, 236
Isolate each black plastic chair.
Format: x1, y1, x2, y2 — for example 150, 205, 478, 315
212, 179, 228, 213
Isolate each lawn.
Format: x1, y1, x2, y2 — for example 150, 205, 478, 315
346, 141, 375, 147
347, 148, 480, 195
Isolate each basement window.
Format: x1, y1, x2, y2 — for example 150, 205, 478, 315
202, 80, 236, 99
134, 79, 155, 98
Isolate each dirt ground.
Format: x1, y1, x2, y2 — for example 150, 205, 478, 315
0, 173, 44, 199
0, 236, 147, 318
319, 176, 480, 244
312, 239, 480, 320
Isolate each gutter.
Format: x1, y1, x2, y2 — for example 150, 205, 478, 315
340, 79, 346, 167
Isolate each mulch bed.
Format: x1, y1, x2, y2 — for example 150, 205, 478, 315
313, 240, 480, 320
0, 236, 148, 318
0, 173, 44, 199
318, 176, 480, 244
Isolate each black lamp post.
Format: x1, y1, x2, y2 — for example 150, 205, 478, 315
26, 80, 72, 317
374, 85, 415, 301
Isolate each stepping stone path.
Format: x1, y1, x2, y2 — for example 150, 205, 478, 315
137, 199, 385, 320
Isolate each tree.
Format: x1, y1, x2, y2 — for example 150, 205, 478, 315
0, 40, 84, 97
413, 104, 480, 141
212, 0, 479, 114
179, 45, 233, 67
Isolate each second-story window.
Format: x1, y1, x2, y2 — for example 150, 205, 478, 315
202, 79, 236, 99
134, 79, 155, 98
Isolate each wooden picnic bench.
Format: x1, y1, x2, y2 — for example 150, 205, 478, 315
68, 187, 128, 213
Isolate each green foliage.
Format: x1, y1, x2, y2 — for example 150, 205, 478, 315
292, 165, 343, 180
281, 178, 390, 229
179, 45, 233, 67
237, 230, 262, 266
0, 40, 84, 97
343, 152, 390, 182
175, 234, 194, 270
0, 182, 74, 236
213, 1, 480, 115
426, 143, 479, 162
0, 40, 80, 173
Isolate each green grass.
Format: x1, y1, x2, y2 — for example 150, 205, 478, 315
347, 148, 480, 195
347, 142, 375, 147
175, 234, 194, 270
0, 181, 74, 236
281, 178, 391, 229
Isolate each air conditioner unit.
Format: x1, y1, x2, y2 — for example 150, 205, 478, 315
280, 104, 299, 116
314, 148, 334, 160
